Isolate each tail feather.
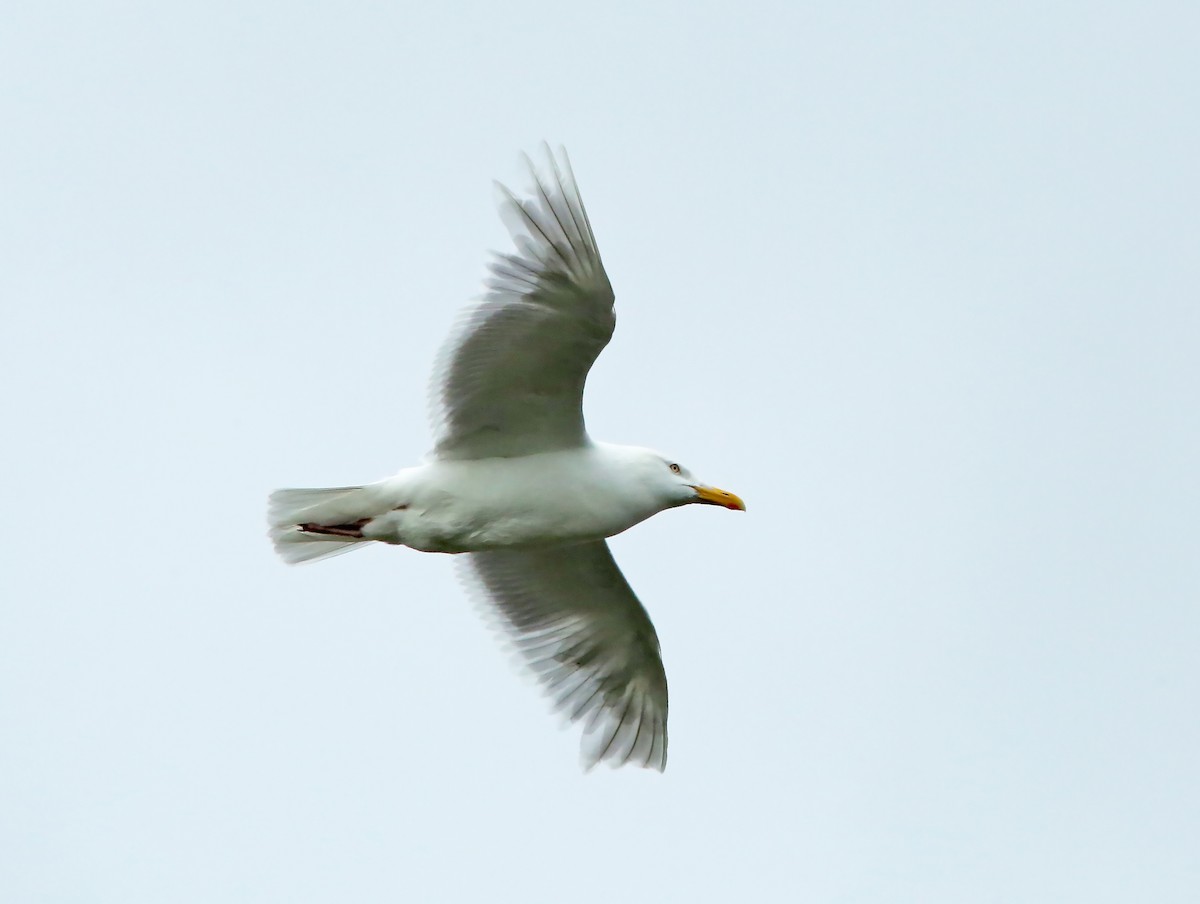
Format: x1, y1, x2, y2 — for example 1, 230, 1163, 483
268, 485, 364, 524
268, 485, 372, 565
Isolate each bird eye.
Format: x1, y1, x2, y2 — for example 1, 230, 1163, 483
669, 463, 681, 474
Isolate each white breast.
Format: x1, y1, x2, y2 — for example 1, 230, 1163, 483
363, 447, 664, 553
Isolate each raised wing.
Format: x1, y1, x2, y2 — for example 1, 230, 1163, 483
462, 541, 668, 771
430, 146, 615, 461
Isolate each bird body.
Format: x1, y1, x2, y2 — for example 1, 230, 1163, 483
269, 147, 743, 770
272, 443, 729, 558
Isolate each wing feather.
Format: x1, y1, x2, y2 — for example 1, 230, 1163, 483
461, 541, 668, 771
430, 146, 615, 461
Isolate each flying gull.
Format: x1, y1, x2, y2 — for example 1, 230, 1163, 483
269, 146, 744, 770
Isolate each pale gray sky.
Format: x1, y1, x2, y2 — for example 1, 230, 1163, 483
3, 2, 1198, 901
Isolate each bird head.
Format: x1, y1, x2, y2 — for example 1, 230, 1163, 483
647, 453, 746, 512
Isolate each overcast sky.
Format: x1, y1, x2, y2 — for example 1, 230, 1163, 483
3, 2, 1198, 901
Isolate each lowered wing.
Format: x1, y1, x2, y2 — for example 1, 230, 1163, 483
462, 541, 668, 771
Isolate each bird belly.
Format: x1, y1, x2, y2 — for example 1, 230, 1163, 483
372, 499, 624, 554
364, 454, 651, 553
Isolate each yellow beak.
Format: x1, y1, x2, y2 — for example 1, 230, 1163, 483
692, 485, 746, 511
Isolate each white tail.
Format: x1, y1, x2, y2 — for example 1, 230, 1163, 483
268, 485, 371, 565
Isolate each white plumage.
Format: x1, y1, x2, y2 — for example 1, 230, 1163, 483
269, 146, 743, 770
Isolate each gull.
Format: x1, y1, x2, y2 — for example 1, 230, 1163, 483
268, 146, 744, 770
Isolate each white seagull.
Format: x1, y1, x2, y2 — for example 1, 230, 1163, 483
269, 146, 744, 771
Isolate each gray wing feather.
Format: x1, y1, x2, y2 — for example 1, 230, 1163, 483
430, 146, 615, 461
461, 541, 668, 771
